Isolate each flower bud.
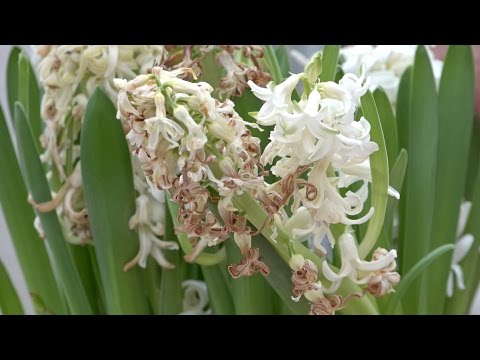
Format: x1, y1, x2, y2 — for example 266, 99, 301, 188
305, 51, 322, 84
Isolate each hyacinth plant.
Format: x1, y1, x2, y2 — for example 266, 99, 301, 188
0, 45, 478, 315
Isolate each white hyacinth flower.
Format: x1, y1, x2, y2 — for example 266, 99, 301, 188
340, 45, 443, 107
446, 201, 475, 297
322, 231, 397, 292
248, 73, 302, 126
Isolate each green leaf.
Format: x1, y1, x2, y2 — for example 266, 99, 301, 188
253, 236, 310, 314
320, 45, 340, 82
165, 195, 226, 266
399, 46, 438, 314
385, 244, 455, 314
334, 65, 345, 83
264, 45, 283, 84
225, 238, 279, 314
7, 47, 21, 121
69, 244, 103, 313
358, 91, 389, 259
144, 258, 162, 314
425, 46, 475, 314
81, 88, 149, 314
464, 121, 480, 201
0, 104, 64, 314
374, 88, 398, 170
395, 67, 412, 284
445, 147, 480, 314
0, 261, 24, 315
18, 53, 42, 153
158, 196, 187, 314
15, 102, 92, 314
86, 245, 106, 314
382, 149, 408, 247
275, 45, 290, 79
200, 264, 235, 315
159, 253, 187, 314
396, 66, 412, 152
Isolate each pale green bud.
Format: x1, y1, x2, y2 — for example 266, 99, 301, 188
305, 51, 323, 84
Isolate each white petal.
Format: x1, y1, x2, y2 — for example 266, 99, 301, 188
451, 264, 465, 291
342, 207, 375, 225
446, 271, 454, 298
255, 102, 278, 126
356, 249, 397, 272
453, 234, 474, 263
388, 186, 400, 200
457, 201, 472, 237
322, 259, 353, 282
247, 80, 272, 101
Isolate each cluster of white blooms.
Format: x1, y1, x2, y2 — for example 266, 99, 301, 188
249, 66, 399, 255
340, 45, 443, 106
35, 45, 167, 245
34, 45, 272, 270
248, 57, 401, 313
115, 66, 274, 277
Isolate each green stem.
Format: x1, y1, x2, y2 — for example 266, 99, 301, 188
207, 153, 378, 314
232, 191, 379, 315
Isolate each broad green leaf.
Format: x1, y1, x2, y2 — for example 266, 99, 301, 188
201, 263, 235, 315
275, 45, 290, 79
81, 88, 149, 314
15, 103, 92, 314
320, 45, 340, 82
374, 88, 398, 170
426, 46, 475, 314
144, 258, 162, 314
386, 244, 454, 314
158, 196, 187, 314
396, 66, 412, 152
400, 46, 438, 314
358, 91, 389, 259
253, 236, 310, 314
69, 244, 102, 313
7, 47, 21, 121
445, 149, 480, 314
18, 53, 42, 152
0, 104, 64, 314
464, 121, 480, 201
87, 245, 106, 314
0, 261, 24, 315
395, 67, 411, 281
382, 149, 408, 247
159, 252, 187, 314
165, 195, 226, 266
225, 238, 279, 314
